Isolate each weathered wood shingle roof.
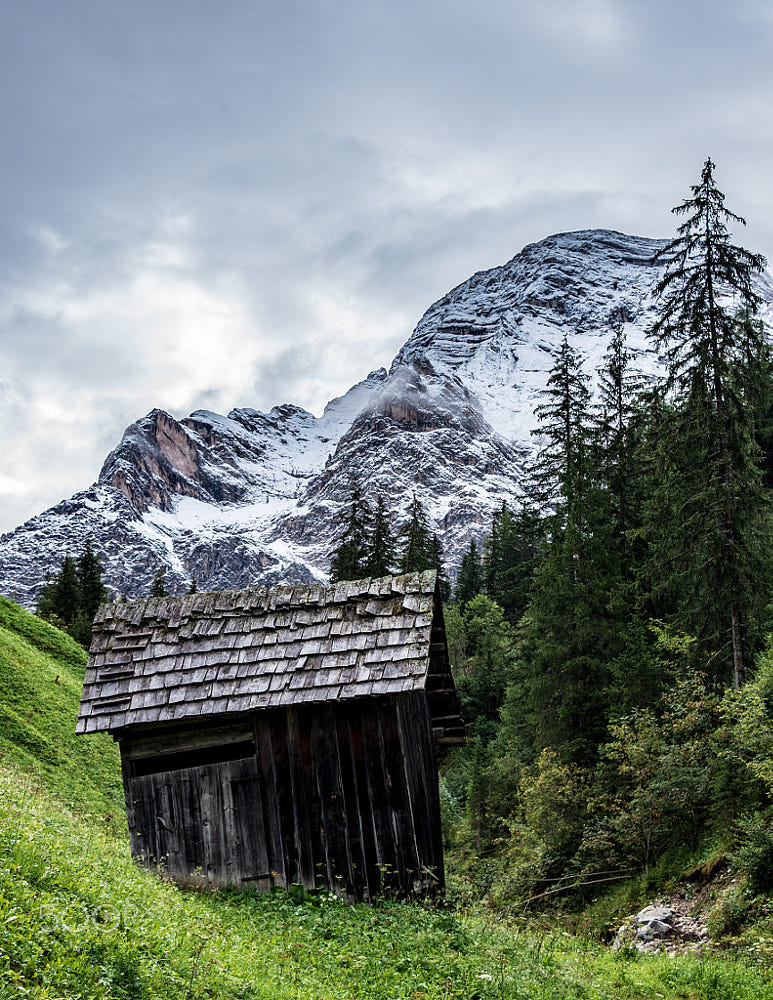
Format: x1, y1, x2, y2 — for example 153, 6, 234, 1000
77, 571, 443, 735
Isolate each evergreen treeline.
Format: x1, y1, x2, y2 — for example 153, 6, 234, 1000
36, 541, 108, 649
443, 160, 773, 906
37, 555, 197, 649
329, 484, 450, 596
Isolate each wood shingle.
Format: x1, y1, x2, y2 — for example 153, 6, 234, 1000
77, 571, 465, 900
76, 570, 455, 737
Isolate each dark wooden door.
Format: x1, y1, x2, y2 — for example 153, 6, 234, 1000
128, 755, 268, 888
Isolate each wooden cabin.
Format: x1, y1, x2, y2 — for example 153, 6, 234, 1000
76, 571, 464, 899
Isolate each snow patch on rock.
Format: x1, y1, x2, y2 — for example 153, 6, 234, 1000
3, 229, 772, 603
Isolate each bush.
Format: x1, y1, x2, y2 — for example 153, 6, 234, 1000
519, 748, 588, 867
731, 809, 773, 893
706, 885, 750, 939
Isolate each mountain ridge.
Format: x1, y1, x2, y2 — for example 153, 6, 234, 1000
4, 228, 772, 606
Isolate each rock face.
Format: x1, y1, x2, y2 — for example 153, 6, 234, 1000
3, 229, 773, 605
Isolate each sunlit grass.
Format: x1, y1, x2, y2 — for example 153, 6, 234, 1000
3, 595, 773, 998
3, 765, 773, 999
0, 596, 123, 821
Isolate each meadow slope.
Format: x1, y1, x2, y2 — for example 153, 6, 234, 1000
2, 598, 773, 999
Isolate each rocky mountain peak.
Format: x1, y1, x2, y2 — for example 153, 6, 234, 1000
3, 229, 771, 606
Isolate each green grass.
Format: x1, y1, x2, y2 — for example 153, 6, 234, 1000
0, 596, 86, 669
5, 765, 773, 1000
0, 596, 123, 822
3, 597, 773, 999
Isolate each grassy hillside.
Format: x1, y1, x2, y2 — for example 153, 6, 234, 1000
6, 764, 773, 1000
2, 598, 773, 999
0, 595, 123, 820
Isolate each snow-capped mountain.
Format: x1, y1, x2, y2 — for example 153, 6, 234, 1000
3, 230, 771, 606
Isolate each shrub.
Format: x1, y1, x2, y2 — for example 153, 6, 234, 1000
731, 809, 773, 893
706, 885, 750, 939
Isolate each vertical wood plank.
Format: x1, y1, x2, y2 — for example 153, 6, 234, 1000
178, 767, 205, 883
338, 706, 380, 899
396, 693, 445, 892
254, 713, 286, 888
151, 775, 185, 880
285, 707, 315, 888
312, 705, 353, 895
334, 709, 368, 898
218, 760, 239, 885
416, 694, 445, 889
230, 757, 270, 887
294, 705, 327, 888
269, 709, 297, 885
378, 698, 421, 895
127, 774, 158, 867
360, 701, 401, 896
120, 750, 144, 863
199, 764, 226, 883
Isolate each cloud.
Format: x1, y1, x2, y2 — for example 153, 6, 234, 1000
1, 0, 773, 535
521, 0, 631, 50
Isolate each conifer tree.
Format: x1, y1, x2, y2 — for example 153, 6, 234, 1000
77, 540, 107, 621
329, 480, 372, 582
429, 533, 451, 601
482, 503, 544, 623
594, 321, 647, 562
58, 555, 82, 622
591, 325, 665, 714
365, 496, 395, 578
735, 309, 773, 484
513, 337, 611, 762
649, 157, 771, 687
397, 494, 435, 573
37, 555, 82, 626
454, 538, 483, 607
150, 571, 167, 598
530, 333, 593, 550
69, 611, 95, 650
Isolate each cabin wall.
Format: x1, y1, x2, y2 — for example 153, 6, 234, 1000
119, 693, 444, 899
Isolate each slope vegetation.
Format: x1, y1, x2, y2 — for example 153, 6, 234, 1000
0, 596, 123, 818
1, 600, 773, 999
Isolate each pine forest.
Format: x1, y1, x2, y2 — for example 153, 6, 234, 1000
327, 159, 773, 929
22, 160, 773, 974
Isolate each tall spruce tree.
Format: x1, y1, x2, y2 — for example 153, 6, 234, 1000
429, 533, 451, 601
37, 555, 81, 627
364, 496, 395, 578
482, 503, 544, 623
513, 336, 611, 763
649, 157, 771, 687
329, 480, 372, 582
594, 321, 647, 563
454, 538, 483, 607
734, 308, 773, 485
397, 494, 435, 573
591, 324, 664, 714
77, 540, 107, 621
530, 333, 593, 548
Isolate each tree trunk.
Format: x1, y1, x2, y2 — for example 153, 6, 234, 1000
731, 603, 745, 689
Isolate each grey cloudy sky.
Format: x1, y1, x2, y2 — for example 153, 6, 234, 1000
2, 0, 773, 534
